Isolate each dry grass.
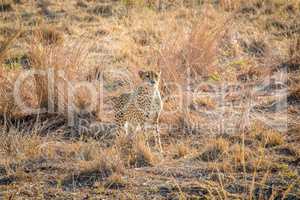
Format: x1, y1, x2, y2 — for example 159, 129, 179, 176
289, 37, 300, 63
104, 173, 126, 189
0, 1, 13, 12
0, 29, 33, 118
0, 68, 19, 117
155, 7, 231, 134
260, 130, 284, 148
158, 9, 228, 85
132, 139, 158, 167
0, 130, 42, 161
0, 26, 93, 119
32, 26, 64, 46
61, 148, 124, 189
0, 29, 20, 64
192, 96, 216, 110
250, 123, 284, 147
199, 138, 230, 162
93, 147, 124, 176
116, 134, 159, 168
25, 28, 92, 116
173, 142, 190, 159
229, 143, 253, 163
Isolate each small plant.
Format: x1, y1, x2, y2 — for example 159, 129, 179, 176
0, 2, 13, 12
131, 137, 158, 167
61, 147, 124, 188
116, 133, 159, 167
33, 27, 64, 46
105, 173, 126, 189
253, 129, 284, 148
199, 138, 229, 162
192, 96, 216, 110
173, 142, 189, 158
121, 0, 157, 9
240, 39, 267, 58
91, 4, 113, 17
229, 143, 253, 166
0, 30, 20, 64
3, 54, 29, 69
250, 122, 284, 147
261, 130, 284, 147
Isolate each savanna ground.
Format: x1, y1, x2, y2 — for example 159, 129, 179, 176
0, 0, 300, 199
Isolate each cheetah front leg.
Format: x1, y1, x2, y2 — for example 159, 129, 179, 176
141, 122, 151, 149
153, 113, 163, 153
124, 121, 129, 136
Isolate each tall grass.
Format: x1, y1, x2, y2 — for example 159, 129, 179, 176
0, 30, 21, 64
158, 17, 227, 85
0, 27, 95, 126
0, 30, 22, 118
26, 28, 91, 116
157, 8, 229, 132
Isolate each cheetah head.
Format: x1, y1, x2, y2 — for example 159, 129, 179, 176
138, 70, 161, 86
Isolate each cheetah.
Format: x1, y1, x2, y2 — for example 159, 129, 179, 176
110, 70, 163, 151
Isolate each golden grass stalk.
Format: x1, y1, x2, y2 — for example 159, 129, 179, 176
0, 30, 21, 64
26, 27, 91, 116
0, 30, 23, 118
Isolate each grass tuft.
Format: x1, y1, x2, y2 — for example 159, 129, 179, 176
32, 27, 64, 46
199, 138, 229, 162
173, 142, 190, 159
116, 134, 159, 168
260, 130, 284, 148
104, 173, 126, 189
131, 136, 158, 167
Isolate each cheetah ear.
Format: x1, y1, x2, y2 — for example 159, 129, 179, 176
138, 70, 144, 78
